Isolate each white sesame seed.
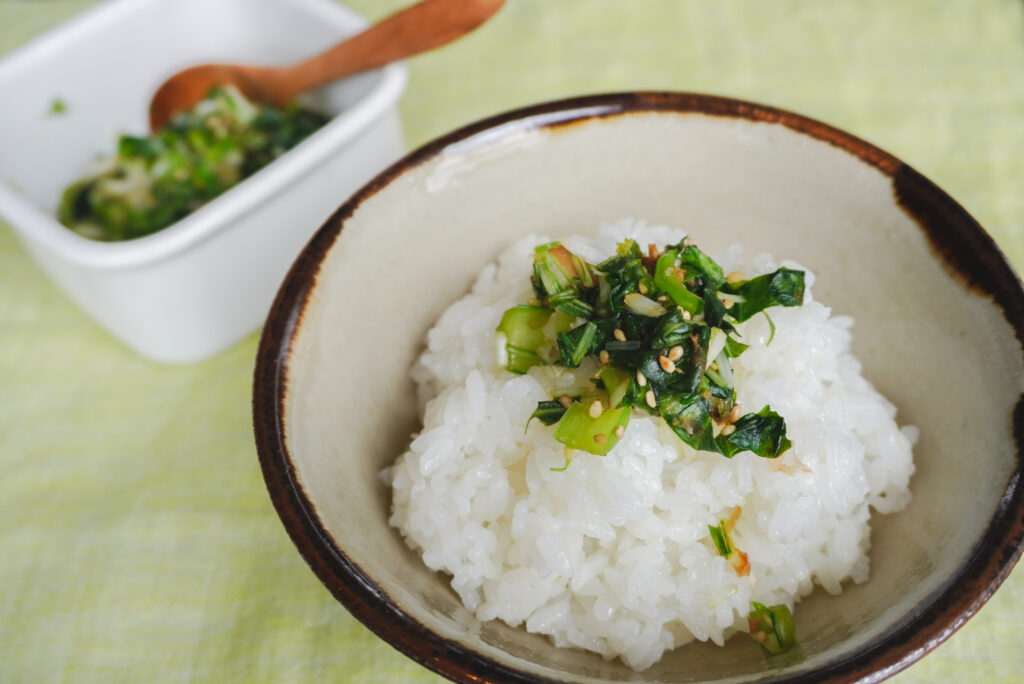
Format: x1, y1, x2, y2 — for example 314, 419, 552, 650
599, 350, 610, 365
613, 328, 626, 342
559, 395, 573, 408
593, 433, 607, 444
682, 310, 692, 321
722, 298, 734, 310
638, 282, 648, 295
658, 355, 676, 373
615, 425, 625, 438
726, 271, 745, 284
636, 370, 647, 387
721, 424, 736, 436
645, 390, 657, 408
668, 345, 684, 362
588, 399, 603, 419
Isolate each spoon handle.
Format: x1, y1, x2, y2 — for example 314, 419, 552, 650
278, 0, 505, 101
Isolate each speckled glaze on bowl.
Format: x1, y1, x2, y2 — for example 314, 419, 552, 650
253, 92, 1024, 683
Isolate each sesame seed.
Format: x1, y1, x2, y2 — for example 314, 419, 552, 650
657, 295, 668, 302
593, 433, 607, 444
613, 328, 626, 342
645, 390, 657, 408
722, 298, 734, 310
701, 389, 712, 399
729, 403, 742, 422
599, 350, 610, 365
636, 370, 647, 387
726, 271, 745, 284
721, 424, 736, 436
682, 310, 692, 321
638, 282, 648, 294
615, 425, 625, 438
527, 297, 541, 306
558, 395, 573, 408
711, 362, 719, 371
668, 345, 684, 362
588, 399, 603, 419
658, 355, 676, 373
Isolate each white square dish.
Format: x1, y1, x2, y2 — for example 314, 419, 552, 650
0, 0, 406, 362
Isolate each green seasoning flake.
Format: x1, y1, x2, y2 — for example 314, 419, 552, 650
747, 602, 796, 655
499, 237, 805, 460
49, 98, 68, 115
57, 85, 328, 241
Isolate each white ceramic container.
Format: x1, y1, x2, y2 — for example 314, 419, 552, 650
0, 0, 406, 362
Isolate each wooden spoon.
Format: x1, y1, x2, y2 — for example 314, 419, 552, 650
149, 0, 505, 131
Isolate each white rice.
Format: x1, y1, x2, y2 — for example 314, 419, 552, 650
385, 219, 916, 671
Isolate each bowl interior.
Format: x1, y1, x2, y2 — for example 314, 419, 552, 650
268, 97, 1024, 682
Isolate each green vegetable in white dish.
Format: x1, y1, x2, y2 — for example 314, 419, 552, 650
58, 85, 328, 241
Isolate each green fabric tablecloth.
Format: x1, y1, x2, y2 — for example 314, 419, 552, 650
2, 0, 1023, 681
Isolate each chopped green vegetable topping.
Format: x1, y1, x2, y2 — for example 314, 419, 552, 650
57, 85, 328, 241
722, 268, 805, 323
550, 452, 573, 472
708, 508, 750, 575
527, 400, 568, 428
718, 406, 791, 459
497, 306, 555, 374
499, 237, 805, 460
724, 335, 749, 358
708, 521, 733, 557
748, 602, 796, 654
49, 98, 68, 115
553, 400, 630, 456
763, 311, 777, 346
653, 249, 704, 314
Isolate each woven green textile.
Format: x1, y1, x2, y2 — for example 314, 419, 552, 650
2, 0, 1022, 681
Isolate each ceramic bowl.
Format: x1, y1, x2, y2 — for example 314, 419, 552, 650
253, 92, 1024, 682
0, 0, 405, 363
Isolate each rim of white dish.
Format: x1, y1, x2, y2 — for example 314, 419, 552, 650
0, 0, 407, 271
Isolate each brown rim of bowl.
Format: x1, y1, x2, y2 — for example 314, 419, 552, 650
253, 91, 1024, 683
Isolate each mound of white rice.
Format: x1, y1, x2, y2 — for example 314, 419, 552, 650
385, 220, 916, 670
